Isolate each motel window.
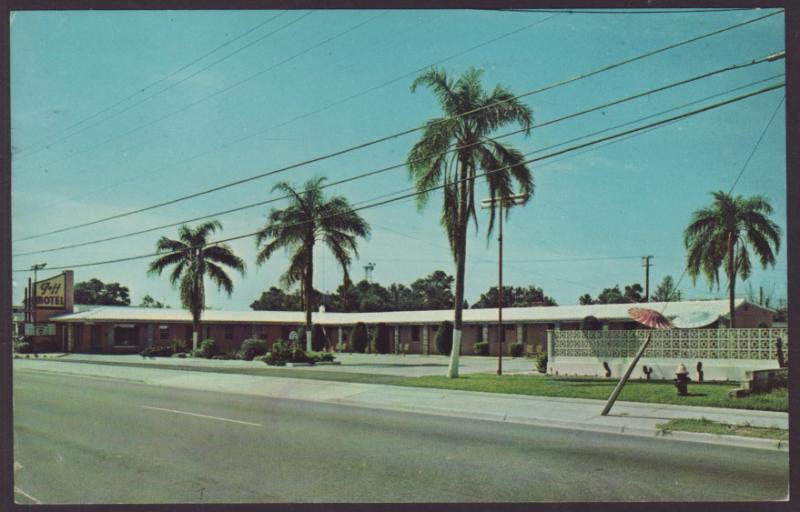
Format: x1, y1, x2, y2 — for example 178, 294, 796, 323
411, 325, 420, 341
159, 325, 169, 341
224, 325, 234, 341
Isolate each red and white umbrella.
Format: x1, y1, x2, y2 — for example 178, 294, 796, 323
628, 307, 673, 330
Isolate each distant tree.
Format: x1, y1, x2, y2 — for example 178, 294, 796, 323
74, 278, 131, 306
139, 295, 166, 308
410, 270, 455, 310
353, 280, 392, 312
388, 283, 416, 311
623, 283, 645, 303
250, 286, 303, 311
651, 276, 678, 302
684, 191, 781, 328
578, 294, 595, 305
774, 298, 787, 322
472, 285, 556, 309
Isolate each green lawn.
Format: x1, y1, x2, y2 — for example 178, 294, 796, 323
398, 374, 789, 412
656, 418, 788, 440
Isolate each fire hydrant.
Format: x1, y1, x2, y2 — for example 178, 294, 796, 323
675, 363, 691, 396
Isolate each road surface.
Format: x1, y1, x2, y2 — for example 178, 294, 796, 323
13, 369, 789, 504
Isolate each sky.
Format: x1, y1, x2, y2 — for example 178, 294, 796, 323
9, 8, 788, 311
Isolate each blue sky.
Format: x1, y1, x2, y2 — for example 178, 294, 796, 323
10, 8, 787, 310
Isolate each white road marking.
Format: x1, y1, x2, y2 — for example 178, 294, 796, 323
14, 486, 42, 504
140, 405, 262, 427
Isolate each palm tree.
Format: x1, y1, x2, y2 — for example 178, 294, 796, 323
148, 220, 245, 351
407, 67, 534, 377
684, 191, 781, 328
255, 177, 370, 351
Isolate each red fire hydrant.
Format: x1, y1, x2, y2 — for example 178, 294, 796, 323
675, 363, 691, 396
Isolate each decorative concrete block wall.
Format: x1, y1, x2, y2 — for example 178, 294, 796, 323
549, 328, 789, 381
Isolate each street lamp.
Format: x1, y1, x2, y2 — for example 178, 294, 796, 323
480, 193, 528, 376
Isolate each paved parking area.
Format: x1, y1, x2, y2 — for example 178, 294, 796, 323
49, 352, 536, 377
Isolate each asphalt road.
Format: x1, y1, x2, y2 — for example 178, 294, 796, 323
13, 369, 789, 504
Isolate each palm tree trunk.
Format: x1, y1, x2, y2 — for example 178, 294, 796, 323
448, 161, 469, 378
305, 243, 314, 352
192, 314, 200, 353
728, 236, 736, 328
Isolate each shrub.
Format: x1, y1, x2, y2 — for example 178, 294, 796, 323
435, 321, 454, 356
535, 352, 548, 373
580, 315, 602, 331
14, 341, 33, 354
312, 325, 328, 352
239, 338, 268, 361
473, 342, 489, 356
294, 327, 307, 349
373, 323, 391, 354
171, 340, 188, 353
308, 351, 336, 363
197, 338, 218, 359
140, 345, 173, 358
264, 340, 315, 366
351, 322, 369, 353
509, 343, 523, 358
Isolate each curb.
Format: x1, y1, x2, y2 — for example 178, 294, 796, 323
332, 399, 789, 452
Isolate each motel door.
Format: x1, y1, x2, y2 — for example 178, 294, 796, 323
90, 325, 102, 352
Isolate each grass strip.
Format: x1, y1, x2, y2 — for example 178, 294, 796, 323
656, 418, 788, 440
398, 374, 789, 412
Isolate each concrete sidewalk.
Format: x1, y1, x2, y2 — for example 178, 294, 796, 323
13, 358, 788, 451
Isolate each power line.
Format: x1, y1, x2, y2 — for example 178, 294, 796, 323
30, 12, 562, 208
728, 94, 785, 193
15, 66, 783, 257
15, 12, 290, 158
21, 10, 382, 173
12, 80, 783, 273
13, 9, 782, 243
488, 8, 765, 14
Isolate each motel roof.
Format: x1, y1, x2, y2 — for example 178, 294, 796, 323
49, 299, 764, 326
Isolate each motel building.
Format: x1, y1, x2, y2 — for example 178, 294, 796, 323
16, 270, 787, 381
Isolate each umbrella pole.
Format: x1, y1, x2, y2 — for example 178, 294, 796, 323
600, 331, 654, 416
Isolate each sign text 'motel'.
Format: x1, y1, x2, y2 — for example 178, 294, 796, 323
34, 274, 66, 310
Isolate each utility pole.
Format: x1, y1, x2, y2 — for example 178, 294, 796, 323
642, 256, 653, 302
481, 193, 528, 376
30, 263, 47, 327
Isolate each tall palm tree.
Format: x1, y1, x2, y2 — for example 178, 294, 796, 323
148, 220, 246, 351
407, 67, 534, 378
684, 191, 781, 328
256, 177, 370, 351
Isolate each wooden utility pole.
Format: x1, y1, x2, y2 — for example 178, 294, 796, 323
642, 256, 653, 302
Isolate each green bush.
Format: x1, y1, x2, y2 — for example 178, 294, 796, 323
351, 322, 369, 353
140, 345, 173, 358
473, 342, 489, 356
264, 340, 315, 366
171, 340, 188, 353
373, 323, 391, 354
239, 338, 268, 361
509, 343, 523, 358
197, 338, 218, 359
312, 325, 328, 352
309, 351, 336, 363
14, 341, 33, 354
435, 321, 454, 356
535, 352, 548, 373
